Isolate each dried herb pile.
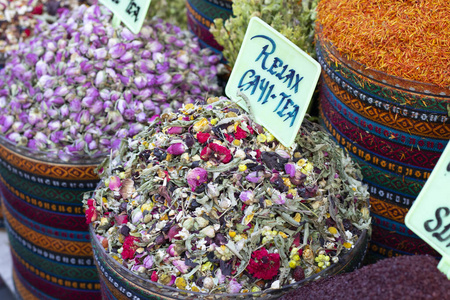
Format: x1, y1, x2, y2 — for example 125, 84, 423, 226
86, 98, 370, 294
317, 0, 450, 87
210, 0, 319, 68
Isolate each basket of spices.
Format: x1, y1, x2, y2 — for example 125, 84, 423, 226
85, 97, 371, 299
0, 4, 223, 299
315, 0, 450, 261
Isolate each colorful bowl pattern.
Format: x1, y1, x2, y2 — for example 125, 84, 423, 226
91, 225, 368, 300
0, 138, 102, 300
186, 0, 233, 57
316, 29, 449, 260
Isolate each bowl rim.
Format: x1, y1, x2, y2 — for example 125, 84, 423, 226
315, 26, 450, 97
0, 133, 106, 166
89, 224, 368, 298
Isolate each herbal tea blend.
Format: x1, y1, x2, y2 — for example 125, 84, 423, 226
0, 4, 223, 161
86, 97, 370, 294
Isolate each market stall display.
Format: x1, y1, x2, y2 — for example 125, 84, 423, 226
0, 4, 223, 299
86, 97, 371, 299
316, 0, 450, 261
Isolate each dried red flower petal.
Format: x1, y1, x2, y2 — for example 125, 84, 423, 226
85, 198, 97, 224
151, 271, 158, 282
24, 28, 31, 37
247, 248, 280, 280
224, 133, 234, 143
196, 132, 211, 143
200, 146, 213, 160
255, 149, 262, 159
115, 214, 129, 225
122, 236, 139, 260
31, 4, 43, 15
201, 143, 232, 163
85, 207, 97, 224
234, 126, 248, 140
209, 143, 232, 163
247, 125, 254, 135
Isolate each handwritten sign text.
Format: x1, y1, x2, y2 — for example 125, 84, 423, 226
99, 0, 151, 34
226, 17, 321, 147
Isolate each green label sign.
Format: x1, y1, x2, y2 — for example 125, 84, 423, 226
99, 0, 151, 34
405, 143, 450, 279
225, 17, 321, 147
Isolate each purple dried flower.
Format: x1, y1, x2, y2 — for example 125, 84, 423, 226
121, 28, 136, 41
109, 43, 126, 58
246, 172, 263, 183
134, 76, 147, 90
94, 48, 107, 60
89, 101, 104, 115
186, 167, 208, 191
0, 115, 14, 133
120, 52, 133, 63
173, 260, 189, 274
273, 193, 286, 205
166, 143, 185, 155
54, 86, 69, 97
128, 124, 143, 137
239, 190, 254, 203
167, 127, 183, 135
148, 41, 163, 53
285, 163, 296, 178
95, 71, 105, 87
136, 112, 147, 123
166, 244, 176, 257
143, 255, 154, 269
48, 120, 61, 131
228, 279, 242, 293
132, 210, 143, 223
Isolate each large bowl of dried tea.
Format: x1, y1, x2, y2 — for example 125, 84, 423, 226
0, 4, 223, 299
86, 97, 371, 299
316, 0, 450, 261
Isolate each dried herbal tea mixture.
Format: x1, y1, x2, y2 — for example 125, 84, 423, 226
210, 0, 319, 68
86, 97, 370, 294
0, 5, 223, 161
